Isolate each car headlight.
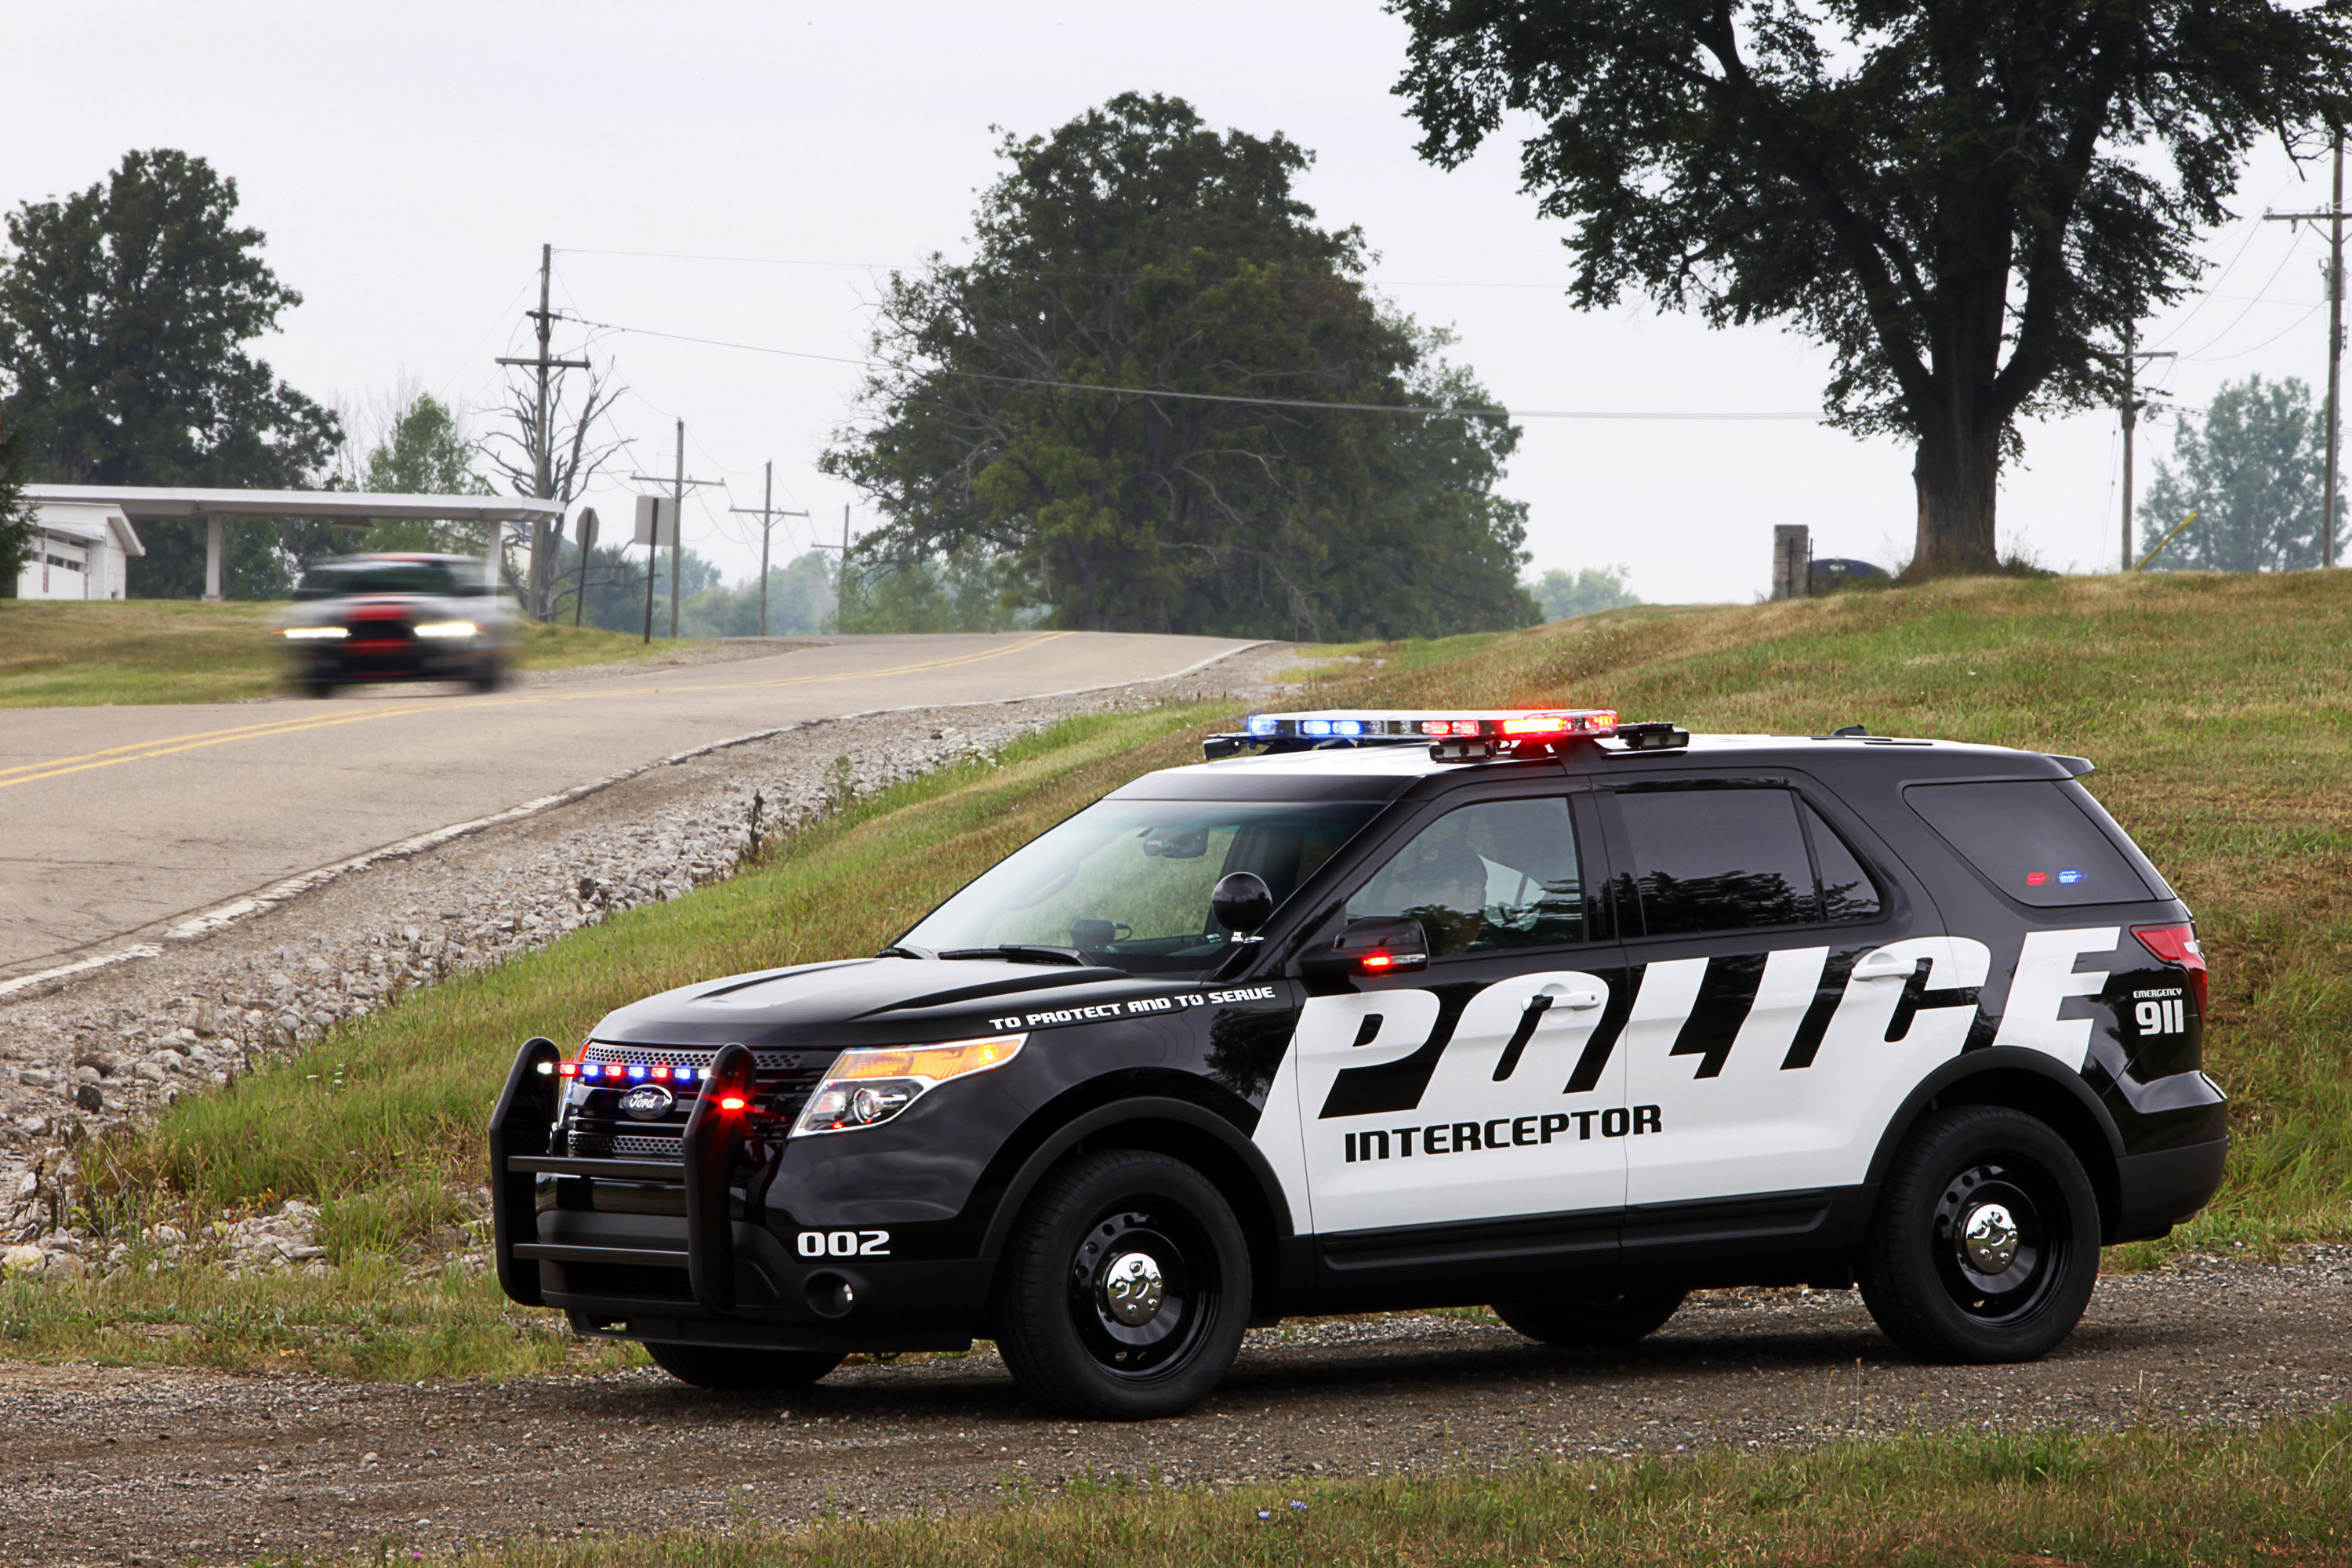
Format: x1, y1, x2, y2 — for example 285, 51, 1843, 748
792, 1034, 1025, 1137
413, 620, 481, 640
281, 626, 348, 641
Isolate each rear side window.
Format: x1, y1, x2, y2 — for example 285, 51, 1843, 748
1613, 787, 1886, 936
1905, 780, 2159, 906
1617, 789, 1817, 935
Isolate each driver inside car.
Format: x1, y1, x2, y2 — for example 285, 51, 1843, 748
1373, 841, 1493, 955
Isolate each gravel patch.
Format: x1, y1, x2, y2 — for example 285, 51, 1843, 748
0, 643, 1304, 1261
0, 1250, 2346, 1563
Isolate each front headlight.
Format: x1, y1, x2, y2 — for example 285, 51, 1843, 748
281, 626, 348, 641
413, 620, 481, 640
793, 1034, 1025, 1136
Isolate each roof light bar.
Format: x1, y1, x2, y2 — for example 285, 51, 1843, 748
1243, 709, 1620, 744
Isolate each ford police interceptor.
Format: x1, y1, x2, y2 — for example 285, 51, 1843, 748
490, 708, 2227, 1418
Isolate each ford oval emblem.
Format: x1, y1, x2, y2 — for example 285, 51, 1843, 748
619, 1083, 675, 1120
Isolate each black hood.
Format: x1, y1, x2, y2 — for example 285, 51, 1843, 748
589, 956, 1192, 1050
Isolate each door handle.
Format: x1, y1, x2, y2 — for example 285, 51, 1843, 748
1851, 950, 1919, 982
1552, 989, 1602, 1010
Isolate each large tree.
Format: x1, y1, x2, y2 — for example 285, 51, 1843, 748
342, 390, 495, 554
0, 149, 342, 596
2140, 374, 2342, 572
1390, 0, 2352, 575
823, 93, 1540, 639
0, 409, 31, 593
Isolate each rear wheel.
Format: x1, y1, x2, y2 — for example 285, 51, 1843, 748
299, 676, 336, 699
1858, 1105, 2100, 1363
1493, 1288, 1686, 1346
468, 659, 507, 693
642, 1340, 842, 1391
993, 1149, 1250, 1419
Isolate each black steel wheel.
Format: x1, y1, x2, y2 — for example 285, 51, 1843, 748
1859, 1105, 2100, 1363
993, 1149, 1250, 1419
1493, 1288, 1686, 1347
642, 1340, 842, 1391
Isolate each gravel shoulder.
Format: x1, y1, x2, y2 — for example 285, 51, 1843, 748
2, 1252, 2344, 1566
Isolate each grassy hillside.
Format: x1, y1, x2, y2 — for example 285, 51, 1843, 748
20, 570, 2352, 1377
0, 599, 692, 706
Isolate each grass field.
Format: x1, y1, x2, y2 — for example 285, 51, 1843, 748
281, 1412, 2352, 1566
0, 598, 691, 706
20, 569, 2352, 1382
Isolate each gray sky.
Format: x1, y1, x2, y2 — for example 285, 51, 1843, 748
8, 1, 2342, 604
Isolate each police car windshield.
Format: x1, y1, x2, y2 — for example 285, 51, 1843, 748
902, 799, 1381, 975
292, 561, 475, 599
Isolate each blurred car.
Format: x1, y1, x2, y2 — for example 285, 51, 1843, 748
275, 554, 517, 697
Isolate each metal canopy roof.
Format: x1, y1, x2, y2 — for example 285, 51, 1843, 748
23, 485, 563, 522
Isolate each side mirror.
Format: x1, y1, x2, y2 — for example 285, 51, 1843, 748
1210, 872, 1275, 937
1300, 916, 1430, 981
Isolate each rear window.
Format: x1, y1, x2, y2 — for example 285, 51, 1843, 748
1904, 780, 2161, 907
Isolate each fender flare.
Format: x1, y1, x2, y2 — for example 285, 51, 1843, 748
1858, 1047, 2126, 1223
977, 1094, 1297, 1264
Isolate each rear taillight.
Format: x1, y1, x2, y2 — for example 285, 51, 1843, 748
2132, 924, 2209, 1018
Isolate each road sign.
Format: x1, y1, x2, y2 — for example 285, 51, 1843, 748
633, 495, 677, 547
575, 506, 601, 553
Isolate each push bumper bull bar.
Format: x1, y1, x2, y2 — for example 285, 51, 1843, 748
487, 1037, 751, 1316
489, 1038, 982, 1348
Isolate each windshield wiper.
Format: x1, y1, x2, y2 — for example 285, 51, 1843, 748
938, 945, 1088, 966
876, 942, 935, 960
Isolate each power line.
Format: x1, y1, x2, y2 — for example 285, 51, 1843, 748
558, 311, 1825, 423
554, 244, 1591, 292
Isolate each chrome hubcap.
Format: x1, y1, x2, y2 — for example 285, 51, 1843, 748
1101, 1251, 1166, 1327
1960, 1202, 2020, 1272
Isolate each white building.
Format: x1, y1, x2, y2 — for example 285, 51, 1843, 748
13, 501, 143, 600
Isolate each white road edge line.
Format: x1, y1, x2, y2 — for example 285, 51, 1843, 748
0, 641, 1271, 1004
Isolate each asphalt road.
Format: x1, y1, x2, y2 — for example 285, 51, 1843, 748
2, 1256, 2345, 1565
0, 632, 1255, 979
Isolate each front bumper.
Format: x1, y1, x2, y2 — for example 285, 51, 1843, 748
488, 1039, 985, 1352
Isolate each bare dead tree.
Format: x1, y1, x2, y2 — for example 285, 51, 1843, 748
484, 360, 631, 618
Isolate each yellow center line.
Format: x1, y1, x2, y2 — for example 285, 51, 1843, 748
0, 631, 1073, 793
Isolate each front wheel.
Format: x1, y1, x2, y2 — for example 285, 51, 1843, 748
1858, 1105, 2101, 1363
1494, 1288, 1686, 1347
642, 1340, 842, 1391
993, 1149, 1250, 1419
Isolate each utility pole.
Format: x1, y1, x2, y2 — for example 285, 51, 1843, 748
626, 421, 720, 639
727, 461, 807, 637
494, 244, 589, 617
2266, 131, 2348, 568
2112, 325, 2176, 572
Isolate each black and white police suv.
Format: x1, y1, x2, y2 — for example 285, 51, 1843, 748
490, 707, 2227, 1418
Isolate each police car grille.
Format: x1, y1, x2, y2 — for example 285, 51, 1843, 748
581, 1042, 810, 1073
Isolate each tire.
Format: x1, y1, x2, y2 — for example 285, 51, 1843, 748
1858, 1105, 2101, 1363
1493, 1288, 1686, 1347
299, 677, 336, 699
468, 660, 506, 693
992, 1149, 1250, 1420
642, 1340, 842, 1392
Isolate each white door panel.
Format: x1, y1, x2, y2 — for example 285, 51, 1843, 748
1625, 935, 1991, 1205
1279, 973, 1627, 1233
